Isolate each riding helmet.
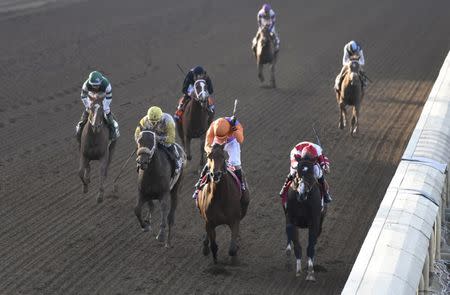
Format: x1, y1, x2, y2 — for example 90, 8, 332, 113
88, 71, 103, 86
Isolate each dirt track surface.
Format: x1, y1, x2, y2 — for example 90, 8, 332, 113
1, 0, 450, 294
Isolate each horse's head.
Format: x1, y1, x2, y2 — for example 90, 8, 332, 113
136, 131, 157, 171
193, 79, 210, 108
207, 144, 228, 183
296, 158, 318, 194
258, 25, 272, 48
348, 59, 361, 86
87, 92, 105, 133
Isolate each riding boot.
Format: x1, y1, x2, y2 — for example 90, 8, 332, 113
75, 109, 89, 142
168, 144, 181, 175
335, 66, 347, 93
193, 164, 209, 199
279, 173, 295, 196
318, 176, 332, 203
234, 169, 246, 191
105, 112, 120, 141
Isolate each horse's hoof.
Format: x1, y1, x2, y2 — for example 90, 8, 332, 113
338, 122, 344, 130
228, 248, 238, 257
285, 246, 292, 257
296, 271, 302, 277
165, 242, 171, 249
82, 185, 88, 194
156, 232, 165, 242
203, 246, 210, 256
142, 225, 150, 232
306, 273, 316, 282
187, 155, 192, 161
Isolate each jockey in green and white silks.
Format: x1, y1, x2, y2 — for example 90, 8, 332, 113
76, 71, 119, 141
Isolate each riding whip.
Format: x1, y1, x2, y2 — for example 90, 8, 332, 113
176, 64, 186, 76
112, 149, 136, 191
312, 124, 322, 149
232, 99, 238, 117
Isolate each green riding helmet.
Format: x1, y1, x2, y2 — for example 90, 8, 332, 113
88, 71, 104, 87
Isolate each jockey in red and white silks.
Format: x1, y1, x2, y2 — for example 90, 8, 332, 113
289, 141, 330, 176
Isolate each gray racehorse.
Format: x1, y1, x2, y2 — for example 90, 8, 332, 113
135, 131, 186, 248
78, 93, 116, 203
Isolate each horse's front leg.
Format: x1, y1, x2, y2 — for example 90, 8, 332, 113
144, 200, 154, 230
228, 222, 240, 257
156, 192, 170, 244
185, 136, 192, 161
257, 63, 264, 83
79, 156, 90, 193
199, 137, 206, 171
270, 62, 276, 88
338, 101, 347, 130
97, 153, 109, 203
134, 193, 150, 232
207, 223, 218, 263
351, 104, 360, 136
305, 228, 318, 281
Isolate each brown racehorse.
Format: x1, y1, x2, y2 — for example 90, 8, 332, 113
176, 79, 213, 170
197, 144, 249, 264
336, 59, 363, 136
79, 93, 116, 203
285, 159, 326, 281
254, 25, 277, 88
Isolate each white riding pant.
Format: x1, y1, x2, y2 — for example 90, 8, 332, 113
224, 139, 241, 167
81, 97, 111, 115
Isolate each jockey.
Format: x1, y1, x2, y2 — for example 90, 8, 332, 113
192, 116, 245, 199
279, 141, 332, 203
334, 40, 367, 93
134, 106, 182, 174
174, 66, 215, 121
253, 4, 280, 53
76, 71, 119, 141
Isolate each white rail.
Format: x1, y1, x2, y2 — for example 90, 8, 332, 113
342, 50, 450, 294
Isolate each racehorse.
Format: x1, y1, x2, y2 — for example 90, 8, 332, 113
78, 93, 116, 203
285, 159, 326, 281
197, 144, 249, 263
135, 131, 185, 248
176, 79, 213, 170
336, 59, 363, 136
254, 25, 277, 88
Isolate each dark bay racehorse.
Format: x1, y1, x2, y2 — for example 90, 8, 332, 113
135, 131, 185, 248
176, 79, 213, 170
79, 93, 116, 203
285, 159, 326, 281
254, 25, 277, 88
336, 59, 363, 136
198, 144, 249, 263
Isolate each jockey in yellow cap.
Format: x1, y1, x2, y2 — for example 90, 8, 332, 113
134, 106, 181, 174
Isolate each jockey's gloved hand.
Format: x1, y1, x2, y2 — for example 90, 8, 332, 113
322, 164, 330, 174
230, 116, 237, 126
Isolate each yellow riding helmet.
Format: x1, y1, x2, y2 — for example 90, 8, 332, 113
147, 106, 163, 123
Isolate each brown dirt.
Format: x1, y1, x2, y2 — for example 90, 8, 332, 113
1, 0, 450, 294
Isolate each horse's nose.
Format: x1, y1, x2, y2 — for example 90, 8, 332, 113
213, 171, 222, 182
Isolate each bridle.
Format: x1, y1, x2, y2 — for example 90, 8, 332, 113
193, 79, 209, 108
136, 131, 157, 170
207, 147, 228, 183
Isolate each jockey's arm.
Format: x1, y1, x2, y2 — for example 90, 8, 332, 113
164, 115, 176, 145
204, 123, 215, 154
182, 71, 194, 95
134, 117, 146, 142
270, 11, 276, 30
206, 77, 214, 95
358, 50, 365, 66
232, 123, 244, 144
81, 81, 90, 109
103, 83, 112, 114
342, 48, 351, 66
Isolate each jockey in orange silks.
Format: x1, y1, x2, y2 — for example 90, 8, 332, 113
192, 116, 244, 199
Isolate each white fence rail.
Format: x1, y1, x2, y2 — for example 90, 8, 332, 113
342, 50, 450, 294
